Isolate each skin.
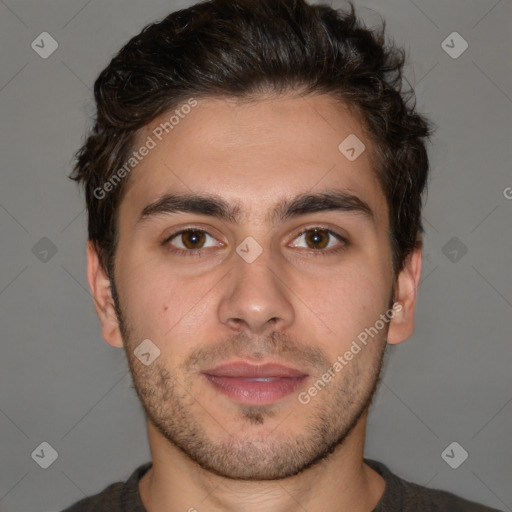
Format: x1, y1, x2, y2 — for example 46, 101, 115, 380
87, 93, 422, 512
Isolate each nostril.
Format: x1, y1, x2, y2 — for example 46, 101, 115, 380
228, 318, 245, 330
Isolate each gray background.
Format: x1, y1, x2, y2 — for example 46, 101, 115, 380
1, 0, 511, 511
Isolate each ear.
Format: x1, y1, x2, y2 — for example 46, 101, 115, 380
86, 240, 124, 348
386, 245, 422, 345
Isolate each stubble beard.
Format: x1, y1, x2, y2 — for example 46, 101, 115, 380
111, 278, 388, 481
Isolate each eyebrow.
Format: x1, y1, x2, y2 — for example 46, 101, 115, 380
137, 189, 374, 226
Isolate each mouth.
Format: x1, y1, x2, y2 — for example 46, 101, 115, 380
202, 361, 309, 405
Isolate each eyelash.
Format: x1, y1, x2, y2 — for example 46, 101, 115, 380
162, 225, 348, 258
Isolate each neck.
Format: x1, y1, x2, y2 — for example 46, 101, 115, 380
139, 410, 385, 512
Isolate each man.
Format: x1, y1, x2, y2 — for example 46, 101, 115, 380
63, 0, 501, 510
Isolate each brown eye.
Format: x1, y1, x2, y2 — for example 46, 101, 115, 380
290, 228, 345, 252
167, 229, 217, 251
181, 230, 206, 249
304, 229, 329, 249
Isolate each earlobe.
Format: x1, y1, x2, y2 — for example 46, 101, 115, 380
386, 245, 423, 345
86, 241, 124, 348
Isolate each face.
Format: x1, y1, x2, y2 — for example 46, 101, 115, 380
90, 93, 418, 480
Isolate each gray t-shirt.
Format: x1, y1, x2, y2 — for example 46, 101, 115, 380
61, 458, 503, 511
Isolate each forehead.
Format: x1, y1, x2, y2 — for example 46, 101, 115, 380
119, 94, 387, 225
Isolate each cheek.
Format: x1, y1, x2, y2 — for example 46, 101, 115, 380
118, 255, 217, 343
296, 262, 391, 349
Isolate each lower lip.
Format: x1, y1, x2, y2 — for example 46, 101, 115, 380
203, 375, 308, 405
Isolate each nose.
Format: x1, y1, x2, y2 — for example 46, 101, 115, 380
217, 248, 295, 335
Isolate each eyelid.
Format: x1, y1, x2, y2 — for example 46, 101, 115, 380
162, 225, 225, 247
287, 225, 347, 249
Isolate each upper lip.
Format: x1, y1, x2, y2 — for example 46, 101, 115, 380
202, 361, 308, 378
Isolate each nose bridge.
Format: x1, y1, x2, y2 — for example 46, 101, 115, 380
217, 241, 295, 333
